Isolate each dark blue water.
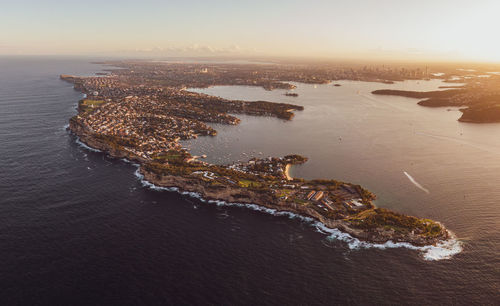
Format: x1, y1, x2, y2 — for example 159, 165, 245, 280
0, 57, 498, 305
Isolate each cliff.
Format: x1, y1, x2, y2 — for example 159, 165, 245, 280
63, 65, 453, 248
139, 167, 448, 246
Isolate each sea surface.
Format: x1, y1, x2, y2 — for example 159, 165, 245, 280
1, 57, 499, 305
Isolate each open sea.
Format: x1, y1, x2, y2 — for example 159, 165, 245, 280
1, 57, 499, 305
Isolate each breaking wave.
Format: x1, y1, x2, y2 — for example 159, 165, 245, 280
74, 139, 462, 261
75, 137, 102, 153
133, 167, 462, 261
315, 222, 462, 261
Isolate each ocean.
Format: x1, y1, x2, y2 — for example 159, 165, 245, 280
0, 57, 498, 305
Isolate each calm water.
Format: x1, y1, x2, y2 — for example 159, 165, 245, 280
1, 58, 499, 305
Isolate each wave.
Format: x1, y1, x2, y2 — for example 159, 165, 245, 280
73, 138, 462, 261
120, 158, 140, 167
315, 221, 462, 261
133, 166, 462, 261
75, 137, 102, 153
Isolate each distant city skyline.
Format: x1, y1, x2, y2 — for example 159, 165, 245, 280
2, 0, 500, 62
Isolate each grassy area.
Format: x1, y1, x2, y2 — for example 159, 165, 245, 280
94, 134, 139, 150
348, 208, 443, 237
144, 154, 443, 239
145, 155, 268, 182
293, 198, 308, 205
79, 99, 106, 113
275, 189, 292, 197
153, 150, 190, 164
238, 179, 262, 188
81, 99, 106, 107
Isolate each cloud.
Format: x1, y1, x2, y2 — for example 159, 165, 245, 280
116, 44, 255, 57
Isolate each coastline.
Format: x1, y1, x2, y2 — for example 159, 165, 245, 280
62, 63, 463, 260
134, 164, 462, 261
71, 128, 462, 260
372, 87, 500, 123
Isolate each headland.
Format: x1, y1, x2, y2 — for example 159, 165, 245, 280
63, 61, 453, 247
372, 71, 500, 123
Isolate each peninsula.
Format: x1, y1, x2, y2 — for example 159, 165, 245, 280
63, 61, 451, 247
372, 71, 500, 123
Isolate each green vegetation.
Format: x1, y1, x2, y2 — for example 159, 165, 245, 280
95, 134, 139, 149
372, 89, 462, 99
293, 198, 308, 205
347, 208, 443, 237
309, 179, 342, 189
284, 154, 308, 164
81, 99, 106, 107
238, 179, 262, 188
145, 154, 271, 183
79, 99, 106, 113
275, 189, 292, 197
459, 103, 500, 123
142, 151, 443, 241
373, 87, 500, 124
153, 150, 191, 164
65, 62, 453, 245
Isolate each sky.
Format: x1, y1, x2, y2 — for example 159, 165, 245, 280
1, 0, 500, 62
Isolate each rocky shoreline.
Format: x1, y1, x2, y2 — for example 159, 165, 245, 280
139, 166, 449, 246
63, 60, 456, 251
70, 118, 450, 247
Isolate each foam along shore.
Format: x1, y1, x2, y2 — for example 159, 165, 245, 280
71, 121, 462, 261
64, 64, 461, 261
131, 163, 462, 261
70, 111, 457, 256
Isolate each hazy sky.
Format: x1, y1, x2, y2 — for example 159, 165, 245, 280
2, 0, 500, 62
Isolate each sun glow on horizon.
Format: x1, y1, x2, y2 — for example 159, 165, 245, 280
1, 0, 500, 63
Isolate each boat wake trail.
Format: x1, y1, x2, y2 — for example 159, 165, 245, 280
404, 171, 430, 194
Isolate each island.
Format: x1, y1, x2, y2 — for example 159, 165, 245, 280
62, 61, 452, 247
